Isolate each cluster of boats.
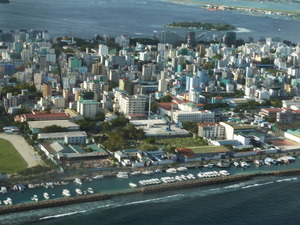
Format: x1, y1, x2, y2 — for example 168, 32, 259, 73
130, 174, 197, 187
27, 181, 69, 189
233, 161, 250, 168
62, 187, 94, 197
119, 167, 189, 179
197, 170, 230, 178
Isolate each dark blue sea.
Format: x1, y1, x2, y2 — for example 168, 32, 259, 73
1, 175, 300, 225
0, 0, 300, 42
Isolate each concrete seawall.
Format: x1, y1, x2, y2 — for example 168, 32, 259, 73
1, 168, 300, 215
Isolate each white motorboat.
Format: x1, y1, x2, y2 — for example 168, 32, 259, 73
62, 189, 71, 197
219, 170, 230, 176
129, 182, 138, 188
43, 192, 50, 199
240, 161, 249, 168
0, 186, 7, 194
31, 195, 38, 202
75, 188, 83, 195
233, 162, 240, 167
177, 167, 188, 172
74, 178, 82, 185
3, 198, 12, 205
117, 172, 129, 178
93, 175, 104, 179
131, 171, 142, 176
166, 168, 177, 174
87, 188, 94, 194
142, 170, 154, 175
203, 163, 214, 168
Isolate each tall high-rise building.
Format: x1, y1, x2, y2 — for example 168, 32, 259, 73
42, 83, 52, 98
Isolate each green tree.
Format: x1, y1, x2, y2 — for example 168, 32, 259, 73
182, 121, 198, 134
41, 125, 68, 133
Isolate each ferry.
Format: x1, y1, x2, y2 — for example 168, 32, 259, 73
75, 188, 83, 195
129, 182, 138, 188
62, 189, 71, 197
43, 192, 50, 199
117, 172, 129, 178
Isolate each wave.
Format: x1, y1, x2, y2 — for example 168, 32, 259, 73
125, 194, 184, 206
39, 210, 87, 220
276, 177, 298, 183
242, 181, 274, 189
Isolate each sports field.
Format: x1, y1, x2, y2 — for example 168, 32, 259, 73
0, 138, 27, 173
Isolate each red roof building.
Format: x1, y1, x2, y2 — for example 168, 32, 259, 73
14, 112, 70, 122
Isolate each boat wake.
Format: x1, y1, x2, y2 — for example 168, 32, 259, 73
234, 27, 251, 33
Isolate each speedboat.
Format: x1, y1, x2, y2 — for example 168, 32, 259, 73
74, 178, 82, 185
233, 162, 240, 167
43, 192, 50, 199
203, 163, 214, 168
117, 172, 129, 178
0, 186, 7, 194
129, 182, 138, 188
93, 175, 104, 179
142, 170, 154, 175
131, 171, 142, 176
75, 188, 83, 195
177, 167, 188, 172
240, 161, 249, 168
87, 188, 94, 194
31, 195, 38, 202
219, 170, 230, 176
62, 189, 71, 197
3, 198, 12, 205
166, 168, 177, 174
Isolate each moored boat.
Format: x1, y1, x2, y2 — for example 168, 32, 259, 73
0, 186, 7, 194
177, 167, 188, 172
31, 195, 38, 202
117, 172, 129, 178
87, 187, 94, 194
74, 178, 82, 185
75, 188, 83, 195
62, 189, 71, 197
129, 182, 138, 188
93, 175, 104, 179
43, 192, 50, 199
166, 168, 177, 174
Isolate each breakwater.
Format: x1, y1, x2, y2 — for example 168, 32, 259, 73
138, 168, 300, 194
0, 193, 111, 215
1, 168, 300, 215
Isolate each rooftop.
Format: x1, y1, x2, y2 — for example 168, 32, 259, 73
28, 120, 79, 129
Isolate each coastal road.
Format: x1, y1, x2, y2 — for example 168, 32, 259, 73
0, 133, 41, 168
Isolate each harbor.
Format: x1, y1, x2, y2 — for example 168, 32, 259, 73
1, 157, 300, 214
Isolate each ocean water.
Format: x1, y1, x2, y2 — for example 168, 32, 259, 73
1, 161, 300, 225
1, 175, 300, 225
0, 0, 300, 42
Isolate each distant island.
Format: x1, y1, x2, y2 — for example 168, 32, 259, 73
165, 21, 235, 31
0, 0, 9, 3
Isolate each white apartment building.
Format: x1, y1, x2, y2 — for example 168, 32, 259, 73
118, 94, 147, 115
198, 123, 225, 139
173, 110, 215, 125
38, 131, 87, 144
98, 44, 109, 56
77, 100, 100, 119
